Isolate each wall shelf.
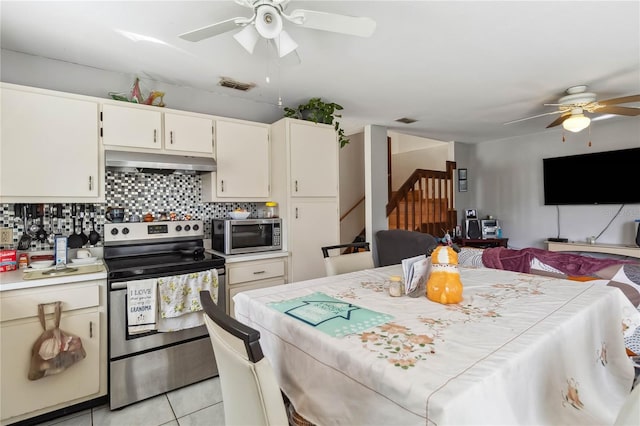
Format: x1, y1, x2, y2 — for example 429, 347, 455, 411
546, 241, 640, 259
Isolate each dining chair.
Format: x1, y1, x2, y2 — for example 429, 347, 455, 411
321, 242, 375, 276
199, 290, 289, 426
375, 229, 438, 266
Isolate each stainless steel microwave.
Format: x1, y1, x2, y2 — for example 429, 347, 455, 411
212, 218, 282, 255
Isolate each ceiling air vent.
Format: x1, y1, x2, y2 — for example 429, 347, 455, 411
395, 117, 417, 124
218, 77, 256, 91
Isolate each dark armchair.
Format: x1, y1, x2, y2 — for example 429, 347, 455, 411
375, 229, 438, 267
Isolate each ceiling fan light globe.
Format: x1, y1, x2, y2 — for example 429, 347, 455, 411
233, 25, 259, 54
562, 114, 591, 133
275, 30, 297, 57
255, 5, 283, 39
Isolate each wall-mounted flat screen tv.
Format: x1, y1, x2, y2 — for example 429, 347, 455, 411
543, 147, 640, 205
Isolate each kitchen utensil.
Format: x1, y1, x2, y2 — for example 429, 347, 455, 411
106, 207, 125, 223
89, 206, 100, 246
17, 204, 32, 250
35, 204, 47, 243
29, 260, 54, 269
68, 205, 84, 249
28, 204, 39, 235
47, 206, 56, 246
70, 256, 97, 265
79, 204, 89, 246
13, 203, 23, 224
76, 249, 92, 258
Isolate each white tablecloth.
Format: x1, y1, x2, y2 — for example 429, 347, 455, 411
234, 265, 640, 425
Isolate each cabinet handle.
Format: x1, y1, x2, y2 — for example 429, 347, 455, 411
296, 207, 299, 219
253, 270, 266, 275
153, 129, 157, 143
221, 180, 224, 192
170, 130, 174, 144
295, 180, 298, 192
88, 176, 93, 190
89, 321, 93, 338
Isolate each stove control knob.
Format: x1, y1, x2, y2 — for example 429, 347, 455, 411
184, 225, 191, 231
175, 225, 182, 232
110, 228, 118, 236
122, 227, 129, 235
193, 224, 199, 231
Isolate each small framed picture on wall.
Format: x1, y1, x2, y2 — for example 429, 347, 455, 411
458, 168, 467, 180
459, 179, 468, 192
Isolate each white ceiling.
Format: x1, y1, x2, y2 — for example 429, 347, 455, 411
1, 1, 639, 144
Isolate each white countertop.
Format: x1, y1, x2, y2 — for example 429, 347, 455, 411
205, 249, 289, 263
0, 260, 107, 292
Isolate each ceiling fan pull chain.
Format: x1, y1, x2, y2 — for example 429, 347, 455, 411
562, 131, 565, 143
588, 126, 592, 147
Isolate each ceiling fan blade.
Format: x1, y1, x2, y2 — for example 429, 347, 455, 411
595, 105, 640, 116
597, 94, 640, 106
503, 110, 564, 125
546, 113, 572, 128
179, 17, 246, 42
288, 9, 376, 37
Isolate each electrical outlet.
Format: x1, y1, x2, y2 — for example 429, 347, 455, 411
0, 228, 13, 245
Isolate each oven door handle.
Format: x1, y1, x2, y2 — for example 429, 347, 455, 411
110, 268, 225, 290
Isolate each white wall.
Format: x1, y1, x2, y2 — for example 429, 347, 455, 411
339, 132, 366, 244
455, 118, 640, 249
388, 132, 450, 191
0, 50, 282, 124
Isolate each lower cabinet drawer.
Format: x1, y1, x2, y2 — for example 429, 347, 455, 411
228, 277, 286, 318
227, 258, 285, 285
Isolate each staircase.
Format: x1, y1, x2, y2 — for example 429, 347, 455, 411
386, 161, 457, 237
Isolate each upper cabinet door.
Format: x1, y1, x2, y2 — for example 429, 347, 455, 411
101, 103, 161, 149
215, 120, 270, 198
164, 112, 213, 154
0, 87, 100, 199
289, 121, 338, 197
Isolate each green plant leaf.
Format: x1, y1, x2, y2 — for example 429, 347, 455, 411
283, 97, 350, 147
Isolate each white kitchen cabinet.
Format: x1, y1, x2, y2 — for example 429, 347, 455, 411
289, 121, 338, 197
0, 84, 101, 202
163, 112, 213, 154
0, 280, 107, 424
289, 199, 340, 281
226, 257, 286, 317
101, 103, 162, 150
202, 119, 270, 201
101, 103, 214, 155
270, 118, 340, 282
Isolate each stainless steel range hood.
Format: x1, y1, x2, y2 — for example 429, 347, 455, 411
105, 150, 216, 174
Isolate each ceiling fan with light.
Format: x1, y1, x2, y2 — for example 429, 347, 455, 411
505, 85, 640, 132
178, 0, 376, 58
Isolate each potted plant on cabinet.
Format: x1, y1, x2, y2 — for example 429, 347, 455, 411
283, 97, 349, 147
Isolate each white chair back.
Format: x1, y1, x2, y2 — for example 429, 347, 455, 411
200, 291, 289, 426
321, 242, 374, 276
324, 251, 375, 276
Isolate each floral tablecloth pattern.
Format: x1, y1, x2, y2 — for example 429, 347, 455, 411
234, 265, 639, 426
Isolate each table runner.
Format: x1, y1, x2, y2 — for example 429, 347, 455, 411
269, 291, 394, 337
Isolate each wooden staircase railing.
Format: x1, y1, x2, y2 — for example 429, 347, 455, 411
386, 161, 457, 237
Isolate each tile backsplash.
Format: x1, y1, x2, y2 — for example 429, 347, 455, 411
0, 170, 257, 251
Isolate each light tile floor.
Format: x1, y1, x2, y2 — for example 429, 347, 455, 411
36, 377, 225, 426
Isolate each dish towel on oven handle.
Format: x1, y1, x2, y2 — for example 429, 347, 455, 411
127, 278, 158, 335
157, 268, 219, 332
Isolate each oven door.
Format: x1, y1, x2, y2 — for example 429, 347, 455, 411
109, 268, 225, 359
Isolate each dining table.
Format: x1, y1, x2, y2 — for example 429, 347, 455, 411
233, 264, 640, 425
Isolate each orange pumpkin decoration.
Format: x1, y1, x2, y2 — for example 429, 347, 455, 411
426, 246, 463, 304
